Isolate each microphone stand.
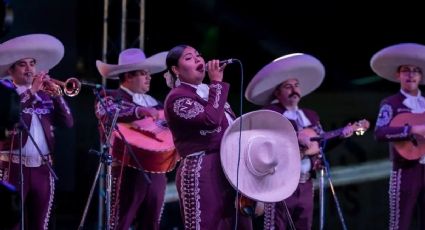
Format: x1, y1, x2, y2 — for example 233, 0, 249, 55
18, 128, 24, 230
317, 140, 347, 230
78, 86, 150, 230
15, 118, 59, 230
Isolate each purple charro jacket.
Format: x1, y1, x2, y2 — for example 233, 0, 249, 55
94, 88, 162, 124
164, 81, 236, 158
374, 92, 416, 164
263, 103, 323, 173
0, 88, 73, 152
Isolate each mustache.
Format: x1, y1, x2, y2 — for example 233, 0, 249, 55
289, 92, 301, 98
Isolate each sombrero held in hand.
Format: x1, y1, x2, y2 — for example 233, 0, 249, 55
245, 53, 325, 106
370, 43, 425, 85
96, 48, 168, 79
220, 110, 301, 202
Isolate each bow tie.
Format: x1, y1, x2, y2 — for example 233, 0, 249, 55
403, 96, 425, 113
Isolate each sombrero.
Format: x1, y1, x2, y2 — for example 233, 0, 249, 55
370, 43, 425, 84
220, 110, 301, 202
0, 34, 64, 77
245, 53, 325, 106
96, 48, 168, 79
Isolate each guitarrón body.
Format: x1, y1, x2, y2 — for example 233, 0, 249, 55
110, 110, 180, 173
390, 112, 425, 160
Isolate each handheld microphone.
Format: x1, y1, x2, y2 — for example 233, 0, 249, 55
205, 58, 237, 71
310, 136, 324, 142
81, 80, 103, 89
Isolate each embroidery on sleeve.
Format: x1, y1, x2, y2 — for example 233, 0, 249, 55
96, 96, 134, 117
200, 126, 222, 136
59, 97, 71, 114
376, 104, 393, 127
173, 98, 205, 119
209, 83, 222, 108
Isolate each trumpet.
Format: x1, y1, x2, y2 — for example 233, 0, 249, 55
42, 77, 82, 97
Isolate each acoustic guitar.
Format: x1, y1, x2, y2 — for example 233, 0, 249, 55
300, 119, 370, 155
237, 194, 265, 217
110, 110, 180, 173
389, 112, 425, 160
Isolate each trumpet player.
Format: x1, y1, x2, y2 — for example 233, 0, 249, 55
0, 34, 73, 230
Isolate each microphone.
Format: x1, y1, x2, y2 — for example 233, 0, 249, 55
310, 136, 324, 142
81, 80, 103, 89
205, 58, 237, 71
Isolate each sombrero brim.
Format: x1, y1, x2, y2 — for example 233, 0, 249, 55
370, 43, 425, 85
0, 34, 64, 77
245, 53, 325, 106
220, 110, 301, 202
96, 51, 168, 79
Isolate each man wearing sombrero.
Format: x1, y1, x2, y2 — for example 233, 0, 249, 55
245, 53, 354, 229
0, 34, 74, 230
372, 43, 425, 230
95, 48, 169, 230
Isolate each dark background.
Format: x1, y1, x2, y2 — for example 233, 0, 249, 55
1, 0, 424, 229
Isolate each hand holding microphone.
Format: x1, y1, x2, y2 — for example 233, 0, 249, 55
206, 58, 236, 82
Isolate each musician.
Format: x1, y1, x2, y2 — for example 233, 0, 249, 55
245, 53, 353, 230
0, 34, 74, 230
164, 45, 252, 229
371, 43, 425, 230
95, 48, 168, 230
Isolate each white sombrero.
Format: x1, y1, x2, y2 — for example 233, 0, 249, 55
370, 43, 425, 85
220, 110, 301, 202
245, 53, 325, 106
0, 34, 64, 77
96, 48, 168, 79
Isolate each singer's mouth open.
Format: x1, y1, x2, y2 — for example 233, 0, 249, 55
196, 64, 204, 72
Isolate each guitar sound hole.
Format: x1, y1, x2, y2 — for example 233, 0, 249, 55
158, 120, 168, 128
241, 206, 254, 217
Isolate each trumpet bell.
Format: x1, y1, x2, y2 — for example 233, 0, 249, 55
63, 77, 81, 97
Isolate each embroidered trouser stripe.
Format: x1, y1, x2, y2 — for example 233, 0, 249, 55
180, 154, 203, 230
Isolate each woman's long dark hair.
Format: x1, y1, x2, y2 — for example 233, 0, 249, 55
165, 44, 188, 78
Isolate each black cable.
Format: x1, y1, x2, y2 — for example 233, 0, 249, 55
233, 58, 244, 230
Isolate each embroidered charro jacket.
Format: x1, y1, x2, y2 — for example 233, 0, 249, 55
95, 88, 162, 124
375, 92, 415, 163
164, 81, 236, 158
0, 88, 73, 152
263, 103, 323, 173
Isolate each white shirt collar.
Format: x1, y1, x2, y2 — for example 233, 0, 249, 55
120, 85, 158, 107
15, 84, 30, 95
181, 82, 210, 100
282, 107, 312, 128
400, 89, 425, 113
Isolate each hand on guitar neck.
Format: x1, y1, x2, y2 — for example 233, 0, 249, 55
299, 119, 370, 156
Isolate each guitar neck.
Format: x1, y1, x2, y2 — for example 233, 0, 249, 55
321, 127, 344, 141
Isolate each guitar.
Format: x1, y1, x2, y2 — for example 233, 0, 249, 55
110, 110, 180, 173
300, 119, 370, 155
237, 194, 264, 217
389, 113, 425, 160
